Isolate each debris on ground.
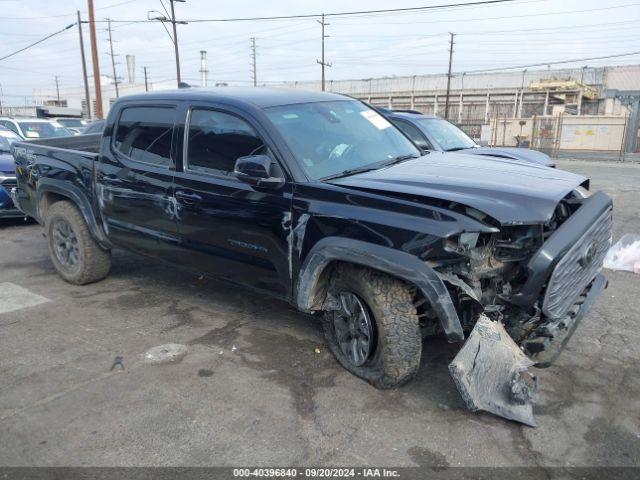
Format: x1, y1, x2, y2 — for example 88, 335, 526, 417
604, 234, 640, 274
314, 347, 321, 354
449, 315, 539, 427
143, 344, 188, 364
110, 355, 124, 371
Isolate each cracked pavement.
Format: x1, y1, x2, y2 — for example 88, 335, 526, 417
0, 159, 639, 467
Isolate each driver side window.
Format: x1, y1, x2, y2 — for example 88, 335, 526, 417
186, 109, 267, 175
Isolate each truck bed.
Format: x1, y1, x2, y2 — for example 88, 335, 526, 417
21, 133, 102, 153
12, 134, 102, 222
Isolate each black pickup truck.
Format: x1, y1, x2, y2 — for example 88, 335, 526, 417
11, 88, 612, 425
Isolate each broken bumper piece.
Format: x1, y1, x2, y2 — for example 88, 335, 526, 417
449, 273, 607, 426
449, 316, 539, 427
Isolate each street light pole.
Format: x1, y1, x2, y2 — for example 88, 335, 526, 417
77, 10, 91, 119
148, 1, 185, 87
170, 0, 181, 86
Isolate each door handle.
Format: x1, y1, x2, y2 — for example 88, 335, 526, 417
175, 190, 202, 204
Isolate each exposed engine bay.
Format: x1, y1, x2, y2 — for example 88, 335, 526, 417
423, 189, 613, 425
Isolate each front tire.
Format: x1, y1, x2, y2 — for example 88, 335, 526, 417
322, 265, 422, 389
45, 201, 111, 285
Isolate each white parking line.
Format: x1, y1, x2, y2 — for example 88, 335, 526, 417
0, 282, 50, 315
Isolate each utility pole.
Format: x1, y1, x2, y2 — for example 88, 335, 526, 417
106, 18, 119, 98
458, 72, 465, 124
54, 76, 60, 103
77, 11, 91, 119
170, 0, 182, 86
87, 0, 103, 119
199, 50, 208, 87
444, 32, 455, 120
143, 66, 149, 92
250, 38, 257, 87
518, 68, 527, 118
316, 14, 331, 91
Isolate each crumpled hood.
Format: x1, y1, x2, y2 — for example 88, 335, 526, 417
329, 152, 587, 225
0, 152, 15, 173
469, 146, 555, 167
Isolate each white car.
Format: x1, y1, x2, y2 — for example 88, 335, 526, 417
0, 117, 73, 139
53, 117, 89, 135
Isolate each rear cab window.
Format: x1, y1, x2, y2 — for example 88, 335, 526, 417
113, 106, 176, 167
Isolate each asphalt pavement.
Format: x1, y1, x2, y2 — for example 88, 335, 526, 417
0, 159, 639, 467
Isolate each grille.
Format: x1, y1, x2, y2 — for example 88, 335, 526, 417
542, 207, 612, 319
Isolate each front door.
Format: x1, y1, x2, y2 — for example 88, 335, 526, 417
173, 105, 292, 298
96, 103, 179, 258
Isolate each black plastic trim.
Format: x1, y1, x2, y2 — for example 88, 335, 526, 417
510, 191, 612, 309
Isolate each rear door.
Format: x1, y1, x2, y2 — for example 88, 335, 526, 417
172, 103, 292, 298
96, 103, 179, 258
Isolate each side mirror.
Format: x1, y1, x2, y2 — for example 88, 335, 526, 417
234, 154, 285, 189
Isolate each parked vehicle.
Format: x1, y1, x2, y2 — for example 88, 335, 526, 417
11, 89, 611, 425
380, 109, 555, 167
0, 117, 73, 139
0, 126, 24, 218
81, 119, 105, 135
53, 117, 89, 135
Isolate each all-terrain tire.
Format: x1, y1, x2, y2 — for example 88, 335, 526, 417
322, 265, 422, 389
45, 201, 111, 285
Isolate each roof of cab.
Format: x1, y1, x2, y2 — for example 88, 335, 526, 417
120, 87, 349, 109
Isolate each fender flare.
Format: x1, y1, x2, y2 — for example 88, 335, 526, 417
37, 178, 112, 250
295, 237, 464, 342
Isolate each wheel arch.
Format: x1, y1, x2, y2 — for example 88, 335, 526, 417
37, 179, 112, 250
295, 236, 465, 342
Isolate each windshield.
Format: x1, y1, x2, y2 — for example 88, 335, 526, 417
416, 117, 476, 151
0, 129, 21, 152
18, 121, 71, 138
57, 118, 84, 128
265, 100, 420, 180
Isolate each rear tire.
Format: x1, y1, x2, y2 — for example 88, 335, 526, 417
45, 201, 111, 285
322, 265, 422, 389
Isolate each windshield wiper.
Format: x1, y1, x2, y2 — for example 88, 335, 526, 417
320, 153, 420, 181
444, 147, 469, 152
382, 153, 422, 166
320, 165, 382, 181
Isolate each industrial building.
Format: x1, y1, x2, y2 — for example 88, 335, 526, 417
12, 63, 640, 159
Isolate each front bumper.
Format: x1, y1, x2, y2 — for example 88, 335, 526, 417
523, 273, 607, 367
450, 192, 612, 426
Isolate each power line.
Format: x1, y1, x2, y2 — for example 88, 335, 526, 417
335, 2, 640, 26
0, 23, 75, 61
460, 50, 640, 74
181, 0, 515, 22
81, 0, 515, 24
2, 0, 140, 20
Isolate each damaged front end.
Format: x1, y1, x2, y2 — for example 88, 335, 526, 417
428, 190, 613, 425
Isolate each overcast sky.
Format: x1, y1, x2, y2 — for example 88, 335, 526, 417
0, 0, 639, 103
